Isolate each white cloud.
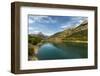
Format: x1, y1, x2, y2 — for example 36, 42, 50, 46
32, 16, 47, 20
28, 26, 39, 34
29, 27, 33, 30
33, 30, 40, 34
29, 15, 56, 24
60, 24, 75, 30
29, 16, 48, 23
29, 30, 40, 34
73, 17, 88, 27
60, 17, 87, 30
60, 17, 85, 29
29, 18, 35, 24
79, 19, 83, 23
46, 17, 56, 23
60, 25, 68, 29
71, 17, 87, 23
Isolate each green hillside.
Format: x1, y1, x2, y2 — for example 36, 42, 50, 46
47, 20, 88, 43
63, 29, 88, 41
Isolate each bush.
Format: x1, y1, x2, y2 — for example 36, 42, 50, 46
28, 35, 42, 45
28, 44, 35, 56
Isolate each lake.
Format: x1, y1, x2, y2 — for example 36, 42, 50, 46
36, 42, 88, 60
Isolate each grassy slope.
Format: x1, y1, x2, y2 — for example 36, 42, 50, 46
47, 21, 88, 43
64, 29, 88, 41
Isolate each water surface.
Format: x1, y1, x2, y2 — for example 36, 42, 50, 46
36, 42, 88, 60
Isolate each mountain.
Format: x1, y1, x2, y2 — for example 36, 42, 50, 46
47, 20, 88, 43
29, 32, 48, 39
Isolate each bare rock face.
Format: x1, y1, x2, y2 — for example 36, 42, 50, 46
74, 20, 88, 33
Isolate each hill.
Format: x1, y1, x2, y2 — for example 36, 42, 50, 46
47, 20, 88, 43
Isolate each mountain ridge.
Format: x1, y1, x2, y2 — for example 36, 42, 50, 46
47, 20, 88, 43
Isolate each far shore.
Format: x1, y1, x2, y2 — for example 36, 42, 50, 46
47, 40, 88, 44
64, 41, 87, 43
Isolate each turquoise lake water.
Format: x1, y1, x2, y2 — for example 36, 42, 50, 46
36, 42, 88, 60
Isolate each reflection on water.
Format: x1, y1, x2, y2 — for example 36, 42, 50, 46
36, 42, 88, 60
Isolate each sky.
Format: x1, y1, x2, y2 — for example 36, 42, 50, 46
28, 15, 87, 36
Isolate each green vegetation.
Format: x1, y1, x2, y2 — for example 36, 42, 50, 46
28, 44, 35, 56
28, 35, 43, 45
64, 29, 88, 41
28, 35, 43, 60
28, 20, 88, 60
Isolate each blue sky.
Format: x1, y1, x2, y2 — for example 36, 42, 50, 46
28, 15, 87, 36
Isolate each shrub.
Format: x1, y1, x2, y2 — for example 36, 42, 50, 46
28, 35, 42, 45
